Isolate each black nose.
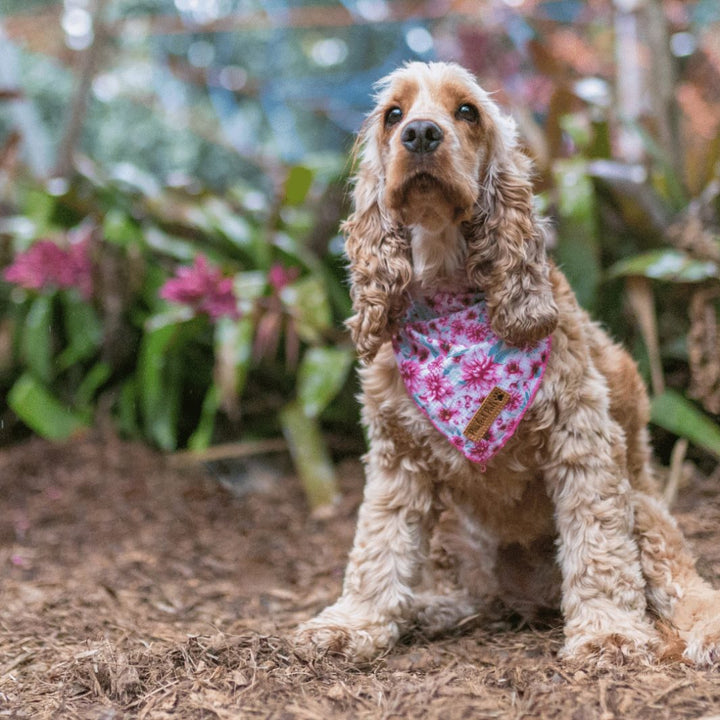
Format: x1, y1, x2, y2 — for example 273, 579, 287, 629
401, 120, 444, 154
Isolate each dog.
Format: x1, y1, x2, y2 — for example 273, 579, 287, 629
294, 61, 720, 667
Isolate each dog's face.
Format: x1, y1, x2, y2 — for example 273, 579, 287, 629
344, 61, 558, 358
366, 62, 497, 232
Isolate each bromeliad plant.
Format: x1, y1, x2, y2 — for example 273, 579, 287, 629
544, 108, 720, 465
1, 159, 355, 508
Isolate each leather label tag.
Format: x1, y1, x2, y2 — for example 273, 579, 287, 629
463, 386, 511, 441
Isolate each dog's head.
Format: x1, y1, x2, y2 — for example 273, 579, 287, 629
344, 62, 558, 363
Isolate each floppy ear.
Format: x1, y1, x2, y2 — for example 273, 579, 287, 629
343, 121, 413, 364
464, 115, 558, 347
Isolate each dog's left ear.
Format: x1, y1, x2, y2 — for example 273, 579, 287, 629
464, 116, 558, 347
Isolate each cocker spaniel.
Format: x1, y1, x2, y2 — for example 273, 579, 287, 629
294, 61, 720, 667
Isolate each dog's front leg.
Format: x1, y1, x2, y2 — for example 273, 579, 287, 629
294, 449, 433, 661
543, 375, 658, 667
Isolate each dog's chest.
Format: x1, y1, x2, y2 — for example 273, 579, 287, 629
366, 358, 556, 543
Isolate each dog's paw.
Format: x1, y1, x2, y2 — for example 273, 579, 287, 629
293, 607, 399, 662
411, 591, 482, 637
561, 627, 659, 670
682, 616, 720, 667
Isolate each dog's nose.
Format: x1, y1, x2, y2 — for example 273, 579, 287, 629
401, 120, 443, 154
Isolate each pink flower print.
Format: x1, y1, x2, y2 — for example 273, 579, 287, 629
437, 406, 457, 423
160, 255, 240, 321
399, 360, 422, 392
504, 391, 523, 413
450, 317, 466, 336
461, 354, 497, 391
506, 360, 522, 375
4, 234, 93, 299
465, 322, 489, 344
423, 368, 453, 403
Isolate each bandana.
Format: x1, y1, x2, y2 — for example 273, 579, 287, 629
391, 292, 551, 465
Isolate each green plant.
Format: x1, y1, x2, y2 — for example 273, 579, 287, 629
1, 157, 355, 509
547, 108, 720, 463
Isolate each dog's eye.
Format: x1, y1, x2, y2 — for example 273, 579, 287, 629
456, 103, 479, 123
385, 106, 403, 127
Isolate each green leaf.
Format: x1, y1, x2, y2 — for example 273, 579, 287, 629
57, 292, 103, 370
631, 123, 688, 211
284, 165, 314, 206
102, 208, 141, 248
21, 295, 55, 383
651, 389, 720, 458
109, 162, 161, 197
8, 373, 88, 440
280, 401, 338, 510
202, 197, 252, 249
273, 230, 324, 274
553, 159, 601, 311
188, 382, 221, 451
146, 305, 195, 331
116, 378, 139, 438
23, 189, 55, 234
145, 226, 197, 262
214, 315, 254, 401
233, 270, 267, 307
297, 346, 354, 418
608, 249, 719, 283
281, 276, 332, 343
137, 320, 187, 450
75, 361, 111, 408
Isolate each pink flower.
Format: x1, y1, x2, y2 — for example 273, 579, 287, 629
423, 368, 453, 403
3, 235, 93, 299
267, 263, 299, 293
399, 360, 421, 392
465, 322, 489, 344
461, 355, 497, 390
438, 406, 457, 422
160, 255, 240, 321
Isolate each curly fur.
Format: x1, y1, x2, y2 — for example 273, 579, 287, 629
295, 62, 720, 668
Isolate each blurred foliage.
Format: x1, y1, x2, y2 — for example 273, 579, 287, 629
1, 0, 720, 503
0, 157, 355, 506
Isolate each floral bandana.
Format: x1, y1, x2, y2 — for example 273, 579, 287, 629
391, 292, 552, 466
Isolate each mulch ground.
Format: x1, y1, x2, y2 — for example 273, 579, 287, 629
1, 434, 720, 719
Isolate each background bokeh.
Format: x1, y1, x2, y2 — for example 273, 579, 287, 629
2, 0, 719, 505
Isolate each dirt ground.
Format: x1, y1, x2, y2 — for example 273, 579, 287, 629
1, 435, 720, 719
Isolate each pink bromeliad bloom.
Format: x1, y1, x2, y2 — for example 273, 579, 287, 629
267, 262, 299, 293
3, 235, 93, 300
160, 255, 240, 321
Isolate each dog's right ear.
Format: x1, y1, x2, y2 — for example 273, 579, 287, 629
343, 118, 413, 364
